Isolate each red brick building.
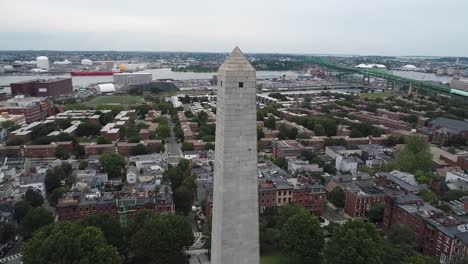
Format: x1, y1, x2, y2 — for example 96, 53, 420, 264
383, 191, 468, 264
56, 192, 174, 221
82, 143, 115, 157
23, 144, 56, 158
344, 184, 385, 217
1, 98, 53, 123
117, 142, 139, 156
272, 139, 314, 159
293, 184, 326, 215
259, 181, 277, 212
10, 78, 73, 97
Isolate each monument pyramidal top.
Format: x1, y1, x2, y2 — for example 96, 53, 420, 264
218, 46, 255, 72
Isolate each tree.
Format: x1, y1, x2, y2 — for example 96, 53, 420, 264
417, 190, 437, 203
368, 203, 385, 223
155, 125, 171, 138
79, 214, 124, 252
278, 203, 305, 227
448, 146, 456, 154
174, 186, 193, 215
278, 124, 288, 140
76, 121, 102, 137
442, 189, 468, 202
287, 127, 298, 139
55, 145, 70, 160
281, 210, 324, 263
181, 142, 194, 151
350, 129, 363, 138
96, 136, 111, 144
414, 170, 430, 184
324, 220, 384, 264
129, 212, 194, 264
204, 142, 215, 150
0, 222, 16, 244
44, 169, 62, 194
14, 201, 32, 223
5, 137, 25, 146
99, 112, 114, 126
78, 160, 89, 170
387, 224, 415, 247
22, 221, 123, 264
24, 189, 44, 207
394, 135, 432, 174
265, 115, 276, 130
402, 255, 437, 264
19, 208, 54, 239
314, 124, 325, 136
329, 188, 345, 208
129, 144, 149, 156
47, 186, 68, 207
100, 153, 126, 179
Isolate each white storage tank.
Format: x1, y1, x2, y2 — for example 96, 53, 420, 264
36, 56, 49, 70
81, 59, 93, 65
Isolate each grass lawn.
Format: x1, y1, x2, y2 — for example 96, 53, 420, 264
261, 252, 288, 264
86, 95, 144, 105
359, 92, 392, 99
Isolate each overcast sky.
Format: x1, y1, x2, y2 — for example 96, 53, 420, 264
1, 0, 467, 56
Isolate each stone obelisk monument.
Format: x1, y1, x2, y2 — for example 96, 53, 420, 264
210, 47, 259, 264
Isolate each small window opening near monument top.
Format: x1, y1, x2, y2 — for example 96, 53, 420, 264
220, 81, 223, 86
239, 82, 244, 87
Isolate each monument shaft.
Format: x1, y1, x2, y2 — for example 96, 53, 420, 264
211, 47, 259, 264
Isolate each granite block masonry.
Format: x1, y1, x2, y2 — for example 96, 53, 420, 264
211, 46, 259, 264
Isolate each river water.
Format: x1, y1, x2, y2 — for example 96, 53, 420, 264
0, 68, 298, 88
1, 68, 464, 88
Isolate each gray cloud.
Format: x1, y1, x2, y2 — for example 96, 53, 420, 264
1, 0, 467, 56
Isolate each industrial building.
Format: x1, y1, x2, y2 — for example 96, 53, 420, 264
10, 78, 73, 97
113, 72, 152, 88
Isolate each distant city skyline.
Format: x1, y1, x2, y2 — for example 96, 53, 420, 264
1, 0, 468, 57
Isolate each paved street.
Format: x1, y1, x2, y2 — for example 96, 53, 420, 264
167, 117, 182, 165
322, 202, 348, 223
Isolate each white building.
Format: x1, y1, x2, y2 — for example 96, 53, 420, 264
36, 56, 49, 70
126, 165, 137, 185
335, 155, 363, 175
288, 158, 322, 174
96, 83, 116, 94
113, 72, 152, 88
81, 59, 93, 65
446, 171, 468, 190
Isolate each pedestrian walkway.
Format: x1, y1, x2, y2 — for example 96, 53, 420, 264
0, 253, 22, 263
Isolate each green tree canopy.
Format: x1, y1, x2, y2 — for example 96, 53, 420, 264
100, 153, 126, 179
79, 214, 124, 252
77, 121, 102, 137
129, 211, 194, 264
329, 188, 345, 208
0, 222, 16, 244
281, 209, 324, 263
22, 221, 123, 264
324, 220, 384, 264
14, 201, 32, 223
19, 207, 54, 239
24, 189, 44, 207
96, 136, 111, 144
55, 145, 70, 160
368, 203, 385, 223
394, 135, 432, 174
129, 144, 149, 156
